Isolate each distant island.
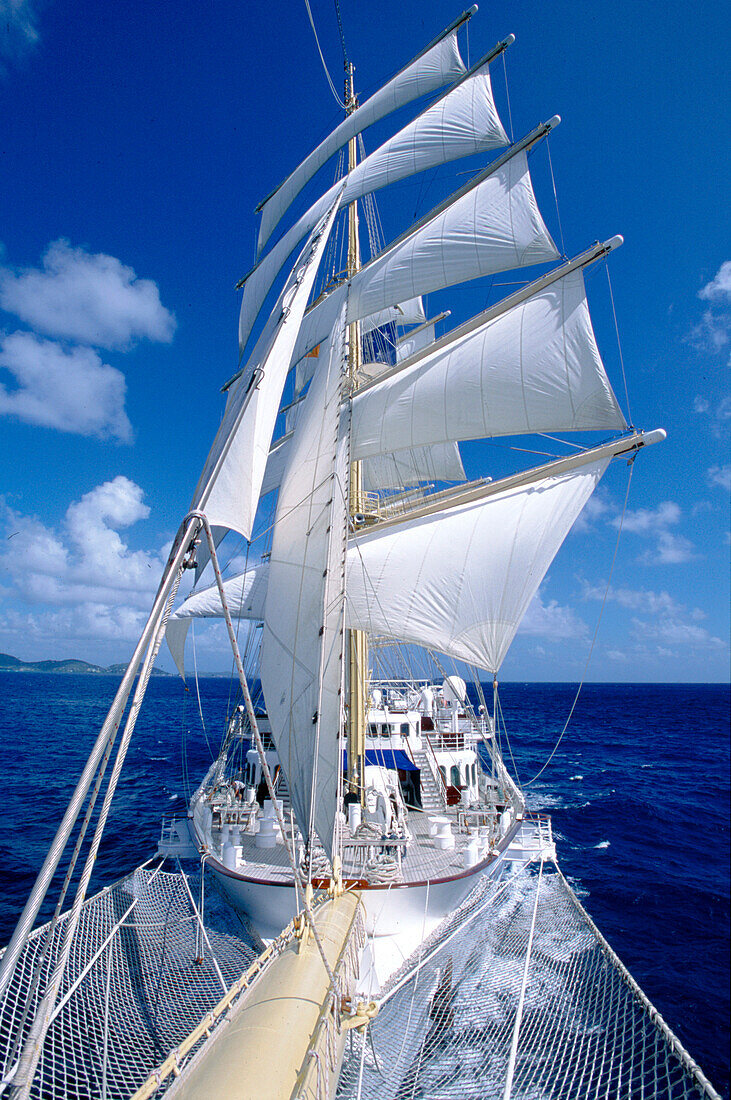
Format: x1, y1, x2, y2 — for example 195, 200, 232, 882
0, 652, 171, 676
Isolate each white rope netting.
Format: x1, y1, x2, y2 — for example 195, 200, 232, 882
337, 864, 720, 1100
0, 864, 257, 1099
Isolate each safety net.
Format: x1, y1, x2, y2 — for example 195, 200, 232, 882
336, 862, 720, 1100
0, 863, 257, 1099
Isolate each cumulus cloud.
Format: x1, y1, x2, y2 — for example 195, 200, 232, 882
642, 531, 696, 566
690, 261, 731, 359
616, 500, 681, 535
707, 464, 731, 491
571, 491, 610, 534
613, 499, 697, 565
0, 331, 132, 439
0, 477, 164, 616
0, 239, 176, 349
0, 0, 40, 76
699, 261, 731, 302
693, 394, 731, 439
518, 589, 588, 642
583, 583, 725, 657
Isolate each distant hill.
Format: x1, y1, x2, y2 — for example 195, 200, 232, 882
0, 653, 171, 676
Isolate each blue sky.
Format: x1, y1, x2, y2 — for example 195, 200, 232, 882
0, 0, 728, 680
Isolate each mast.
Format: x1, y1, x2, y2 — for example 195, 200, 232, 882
345, 62, 367, 805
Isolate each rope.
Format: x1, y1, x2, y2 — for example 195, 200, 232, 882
525, 461, 635, 787
606, 264, 634, 427
191, 621, 215, 762
546, 135, 566, 258
198, 515, 341, 998
304, 0, 346, 108
502, 858, 544, 1100
502, 51, 515, 143
12, 565, 186, 1099
333, 0, 348, 66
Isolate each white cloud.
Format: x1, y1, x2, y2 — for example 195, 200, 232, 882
707, 464, 731, 491
0, 477, 212, 664
612, 499, 697, 564
690, 261, 731, 359
641, 531, 696, 565
0, 0, 40, 75
583, 583, 725, 656
615, 500, 681, 534
0, 331, 132, 440
691, 310, 730, 352
571, 491, 610, 534
635, 616, 725, 650
0, 239, 176, 349
518, 589, 588, 641
699, 261, 731, 302
0, 478, 164, 617
693, 394, 731, 439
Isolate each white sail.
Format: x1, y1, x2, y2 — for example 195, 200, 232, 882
190, 190, 342, 541
350, 269, 626, 458
260, 306, 349, 856
288, 149, 559, 366
348, 458, 609, 671
395, 322, 436, 362
260, 428, 463, 499
361, 297, 426, 336
361, 442, 465, 490
256, 21, 467, 252
295, 299, 423, 400
239, 64, 510, 355
169, 454, 609, 675
166, 564, 269, 676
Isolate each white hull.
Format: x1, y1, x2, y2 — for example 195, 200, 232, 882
206, 824, 521, 990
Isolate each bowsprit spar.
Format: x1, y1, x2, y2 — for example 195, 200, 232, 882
3, 7, 721, 1100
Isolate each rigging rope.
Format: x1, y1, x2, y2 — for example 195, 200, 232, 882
546, 135, 567, 258
304, 0, 346, 108
502, 51, 515, 143
333, 0, 349, 67
525, 460, 635, 787
606, 263, 634, 427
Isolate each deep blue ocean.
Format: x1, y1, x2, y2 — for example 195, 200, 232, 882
0, 674, 728, 1096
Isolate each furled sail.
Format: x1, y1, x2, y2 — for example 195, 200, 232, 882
288, 146, 559, 367
189, 189, 342, 541
350, 268, 627, 458
259, 305, 349, 857
239, 58, 511, 355
256, 14, 470, 252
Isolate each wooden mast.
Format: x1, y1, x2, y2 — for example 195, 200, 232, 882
345, 62, 367, 805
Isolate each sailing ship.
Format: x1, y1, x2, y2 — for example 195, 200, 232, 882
1, 8, 721, 1100
154, 4, 663, 985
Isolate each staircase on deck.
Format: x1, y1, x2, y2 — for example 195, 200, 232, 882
410, 749, 447, 813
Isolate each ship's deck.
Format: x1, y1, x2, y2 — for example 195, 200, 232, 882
208, 804, 501, 886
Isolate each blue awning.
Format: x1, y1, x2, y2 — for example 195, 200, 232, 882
343, 748, 419, 772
